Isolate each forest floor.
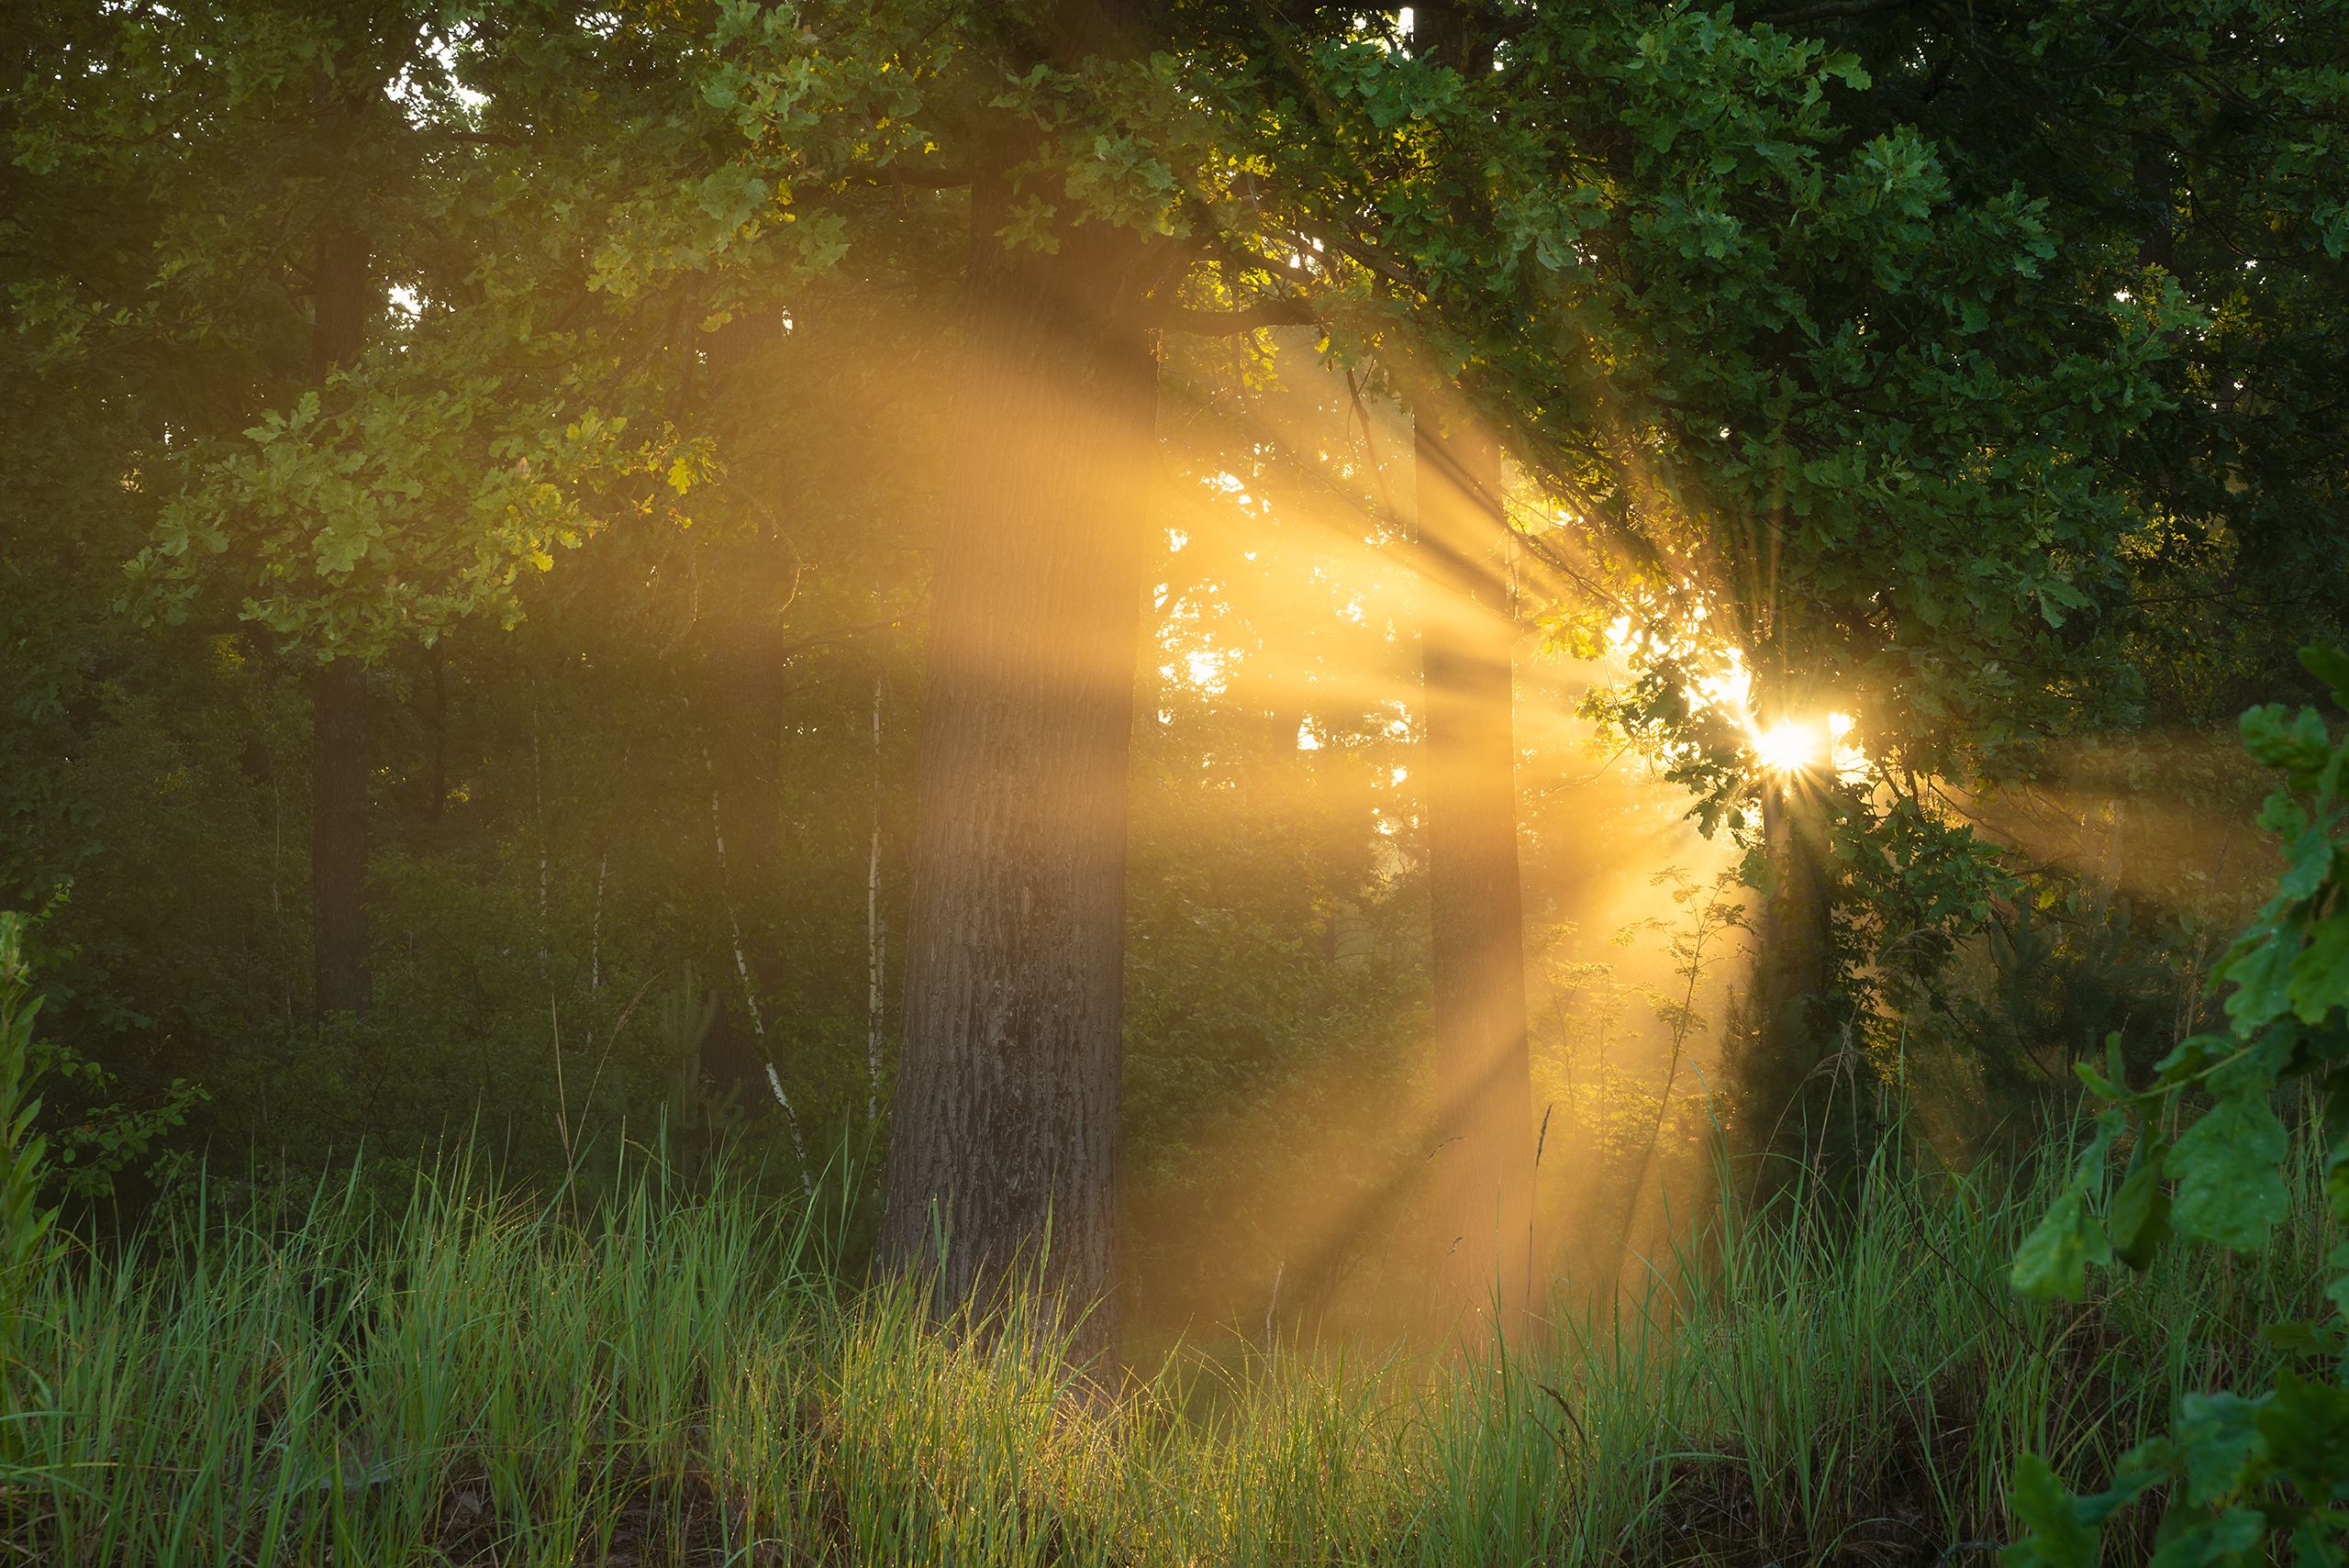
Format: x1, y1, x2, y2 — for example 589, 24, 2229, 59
1, 1133, 2328, 1566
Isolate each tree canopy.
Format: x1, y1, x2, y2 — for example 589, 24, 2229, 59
4, 4, 2347, 1549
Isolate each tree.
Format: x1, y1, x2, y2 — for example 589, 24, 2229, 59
1398, 9, 2185, 1164
1189, 4, 2136, 1195
1746, 764, 1842, 1185
874, 0, 1162, 1363
101, 4, 709, 1023
307, 194, 373, 1018
1415, 406, 1537, 1334
1769, 0, 2349, 717
1406, 1, 1539, 1339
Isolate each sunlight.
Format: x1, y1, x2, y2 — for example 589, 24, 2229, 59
1592, 611, 1873, 789
1751, 718, 1826, 775
24, 6, 2344, 1560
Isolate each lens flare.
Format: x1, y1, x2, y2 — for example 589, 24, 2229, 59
1752, 719, 1826, 774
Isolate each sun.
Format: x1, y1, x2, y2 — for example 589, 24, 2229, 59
1752, 718, 1826, 774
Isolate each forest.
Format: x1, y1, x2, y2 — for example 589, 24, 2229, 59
3, 0, 2347, 1562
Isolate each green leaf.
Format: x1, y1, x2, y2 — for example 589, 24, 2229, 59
2242, 704, 2334, 776
2004, 1451, 2101, 1568
2012, 1183, 2110, 1300
2110, 1133, 2172, 1272
2279, 826, 2339, 902
696, 167, 768, 229
2176, 1390, 2266, 1506
2289, 1515, 2348, 1568
2167, 1092, 2291, 1251
2146, 1506, 2265, 1567
2155, 1034, 2231, 1081
2075, 1054, 2125, 1102
2256, 1370, 2349, 1500
2290, 915, 2349, 1026
2300, 645, 2349, 711
2222, 919, 2305, 1031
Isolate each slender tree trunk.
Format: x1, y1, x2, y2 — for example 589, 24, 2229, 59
1415, 411, 1536, 1339
423, 647, 448, 826
1742, 776, 1839, 1195
692, 701, 811, 1192
311, 656, 371, 1016
876, 81, 1159, 1364
2133, 145, 2176, 272
310, 226, 371, 1018
866, 673, 887, 1127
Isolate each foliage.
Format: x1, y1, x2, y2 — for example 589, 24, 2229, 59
1, 9, 2346, 1541
1804, 0, 2349, 726
0, 0, 949, 1202
0, 892, 203, 1205
0, 912, 60, 1429
133, 386, 706, 662
1559, 0, 2349, 1049
0, 0, 2332, 1162
2009, 645, 2349, 1563
1581, 865, 1745, 1170
23, 1042, 201, 1205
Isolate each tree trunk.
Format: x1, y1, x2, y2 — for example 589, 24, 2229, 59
1415, 411, 1536, 1340
310, 226, 371, 1018
311, 656, 371, 1016
2133, 145, 2175, 272
866, 673, 887, 1126
876, 122, 1158, 1363
1741, 776, 1840, 1195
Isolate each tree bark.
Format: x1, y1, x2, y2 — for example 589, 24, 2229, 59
1416, 410, 1536, 1340
1401, 1, 1537, 1340
310, 225, 371, 1018
866, 673, 887, 1127
876, 46, 1158, 1365
1741, 775, 1841, 1195
311, 655, 371, 1016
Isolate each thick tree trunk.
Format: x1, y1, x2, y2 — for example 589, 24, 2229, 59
1416, 412, 1536, 1340
876, 153, 1158, 1364
310, 226, 371, 1018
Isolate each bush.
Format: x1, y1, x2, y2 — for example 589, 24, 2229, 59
2008, 646, 2349, 1562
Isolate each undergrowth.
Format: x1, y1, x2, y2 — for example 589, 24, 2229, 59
0, 1124, 2326, 1566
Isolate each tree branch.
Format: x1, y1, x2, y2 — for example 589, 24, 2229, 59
844, 162, 974, 190
1156, 295, 1316, 335
1748, 0, 1925, 24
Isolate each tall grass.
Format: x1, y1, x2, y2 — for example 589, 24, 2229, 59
1, 1125, 2327, 1565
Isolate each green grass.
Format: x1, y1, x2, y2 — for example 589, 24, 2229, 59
0, 1129, 2329, 1566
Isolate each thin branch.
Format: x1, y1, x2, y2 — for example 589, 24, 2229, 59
837, 162, 974, 190
774, 617, 907, 662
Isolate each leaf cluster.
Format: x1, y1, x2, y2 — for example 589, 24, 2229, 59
2009, 645, 2349, 1563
